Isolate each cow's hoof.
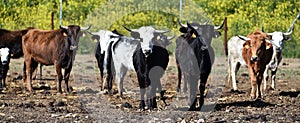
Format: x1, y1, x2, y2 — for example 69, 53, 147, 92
139, 100, 146, 110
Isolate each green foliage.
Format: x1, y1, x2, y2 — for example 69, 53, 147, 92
196, 0, 300, 57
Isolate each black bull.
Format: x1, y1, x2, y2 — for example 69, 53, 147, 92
175, 20, 224, 110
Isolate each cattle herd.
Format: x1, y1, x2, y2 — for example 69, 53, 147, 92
0, 14, 299, 111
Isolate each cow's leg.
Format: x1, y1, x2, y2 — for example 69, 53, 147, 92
117, 66, 127, 97
22, 62, 27, 89
263, 67, 269, 91
24, 58, 34, 92
137, 73, 146, 109
55, 64, 63, 93
248, 68, 257, 99
257, 74, 263, 99
230, 61, 238, 91
176, 60, 183, 93
187, 75, 198, 111
270, 69, 277, 90
64, 66, 72, 93
2, 65, 9, 88
39, 64, 43, 79
150, 76, 160, 109
0, 71, 3, 88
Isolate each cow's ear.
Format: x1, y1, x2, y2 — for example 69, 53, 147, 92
60, 29, 68, 37
131, 31, 140, 39
265, 42, 272, 50
214, 31, 221, 38
243, 41, 250, 49
179, 27, 188, 33
283, 35, 291, 41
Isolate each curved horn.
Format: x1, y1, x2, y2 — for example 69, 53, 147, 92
178, 19, 187, 27
60, 25, 68, 29
214, 18, 225, 30
267, 32, 273, 36
262, 25, 264, 32
167, 35, 175, 40
155, 30, 170, 34
237, 35, 251, 41
85, 31, 98, 36
122, 25, 132, 32
81, 25, 91, 30
204, 19, 210, 25
284, 25, 294, 36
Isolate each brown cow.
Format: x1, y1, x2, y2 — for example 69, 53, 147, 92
22, 25, 90, 93
239, 30, 273, 99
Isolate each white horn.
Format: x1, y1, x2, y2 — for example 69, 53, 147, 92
81, 25, 91, 30
60, 25, 68, 29
155, 30, 170, 33
214, 18, 225, 30
178, 20, 187, 27
167, 35, 175, 40
284, 25, 294, 36
237, 35, 251, 41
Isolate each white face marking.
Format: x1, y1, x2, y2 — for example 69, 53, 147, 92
270, 32, 284, 49
134, 26, 155, 55
97, 30, 119, 54
0, 48, 10, 65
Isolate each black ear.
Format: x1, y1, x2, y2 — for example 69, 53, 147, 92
131, 31, 140, 38
214, 31, 221, 38
283, 35, 291, 41
187, 23, 199, 36
92, 35, 100, 41
112, 29, 124, 36
60, 28, 68, 36
179, 27, 188, 33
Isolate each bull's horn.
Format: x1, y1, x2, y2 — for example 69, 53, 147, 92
167, 35, 175, 40
237, 35, 250, 41
267, 33, 273, 36
284, 26, 294, 36
81, 25, 91, 30
204, 19, 210, 24
85, 31, 97, 36
155, 30, 170, 34
178, 19, 187, 27
122, 25, 132, 32
261, 25, 264, 32
60, 25, 68, 29
214, 18, 225, 30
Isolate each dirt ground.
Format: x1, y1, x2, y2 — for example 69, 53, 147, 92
0, 54, 299, 122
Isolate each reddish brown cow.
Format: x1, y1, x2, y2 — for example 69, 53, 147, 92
239, 30, 273, 99
22, 25, 89, 93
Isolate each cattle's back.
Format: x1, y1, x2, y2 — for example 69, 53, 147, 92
23, 29, 69, 65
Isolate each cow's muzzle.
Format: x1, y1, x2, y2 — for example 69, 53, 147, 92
70, 45, 78, 50
251, 56, 259, 62
2, 60, 8, 65
144, 49, 152, 57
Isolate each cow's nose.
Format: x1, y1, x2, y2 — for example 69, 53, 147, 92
251, 57, 259, 62
144, 50, 151, 56
2, 61, 8, 65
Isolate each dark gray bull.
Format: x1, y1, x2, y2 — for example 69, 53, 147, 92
175, 19, 224, 110
176, 19, 225, 94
